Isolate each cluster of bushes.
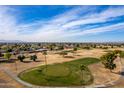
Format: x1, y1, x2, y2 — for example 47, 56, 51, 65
0, 52, 3, 57
2, 52, 38, 62
82, 46, 90, 50
4, 52, 12, 61
17, 54, 37, 62
59, 51, 68, 57
100, 50, 122, 72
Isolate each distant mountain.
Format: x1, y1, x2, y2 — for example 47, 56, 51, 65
0, 40, 24, 43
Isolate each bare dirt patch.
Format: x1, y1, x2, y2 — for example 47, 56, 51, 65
0, 48, 123, 87
89, 57, 121, 86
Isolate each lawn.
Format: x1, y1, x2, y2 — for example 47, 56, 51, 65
19, 57, 100, 87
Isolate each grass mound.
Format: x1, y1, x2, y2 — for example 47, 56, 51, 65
19, 57, 100, 87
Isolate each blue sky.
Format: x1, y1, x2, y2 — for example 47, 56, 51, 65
0, 5, 124, 42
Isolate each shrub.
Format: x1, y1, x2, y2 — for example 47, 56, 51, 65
73, 47, 77, 51
18, 55, 25, 62
30, 55, 37, 61
4, 52, 12, 60
82, 46, 90, 50
59, 51, 68, 57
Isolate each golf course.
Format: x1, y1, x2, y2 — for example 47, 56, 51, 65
19, 57, 100, 87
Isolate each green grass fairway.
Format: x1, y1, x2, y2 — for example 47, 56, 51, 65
19, 57, 100, 87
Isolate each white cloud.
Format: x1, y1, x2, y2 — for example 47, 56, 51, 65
0, 6, 124, 42
62, 22, 124, 37
62, 6, 124, 28
0, 6, 19, 40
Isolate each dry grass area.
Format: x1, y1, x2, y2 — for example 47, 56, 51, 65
0, 48, 123, 87
0, 70, 24, 88
0, 49, 106, 74
89, 57, 121, 86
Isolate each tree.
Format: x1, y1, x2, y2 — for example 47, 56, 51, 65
83, 46, 90, 50
73, 47, 77, 56
49, 44, 55, 51
42, 51, 47, 69
100, 52, 117, 72
17, 55, 25, 62
59, 51, 68, 57
4, 52, 11, 61
113, 50, 121, 55
6, 48, 13, 52
80, 65, 86, 84
93, 44, 96, 48
0, 52, 3, 57
59, 45, 64, 50
30, 55, 37, 61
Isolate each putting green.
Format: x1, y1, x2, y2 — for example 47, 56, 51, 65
42, 65, 70, 77
19, 57, 100, 87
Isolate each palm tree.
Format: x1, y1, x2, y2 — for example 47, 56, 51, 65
73, 47, 77, 56
14, 60, 18, 72
42, 51, 47, 70
4, 52, 18, 72
80, 65, 86, 84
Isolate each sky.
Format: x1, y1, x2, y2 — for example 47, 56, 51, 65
0, 5, 124, 42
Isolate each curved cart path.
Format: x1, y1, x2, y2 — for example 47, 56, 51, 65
0, 69, 24, 88
0, 49, 123, 88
